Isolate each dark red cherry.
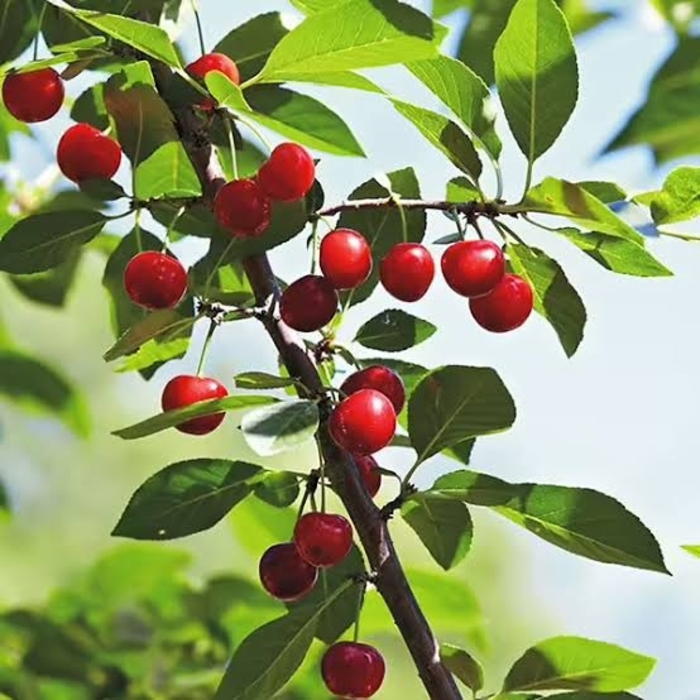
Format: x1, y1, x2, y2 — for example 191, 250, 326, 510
280, 274, 338, 332
161, 375, 228, 435
257, 142, 315, 202
379, 243, 434, 302
441, 239, 505, 297
355, 455, 381, 498
2, 68, 64, 123
259, 542, 318, 602
57, 123, 122, 182
321, 642, 386, 698
294, 512, 353, 568
329, 389, 396, 456
213, 178, 271, 237
124, 251, 188, 310
340, 365, 406, 415
186, 52, 240, 110
319, 228, 372, 290
469, 273, 534, 333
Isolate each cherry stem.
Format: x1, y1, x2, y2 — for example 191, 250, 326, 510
310, 218, 320, 275
32, 4, 46, 62
315, 437, 327, 513
203, 238, 235, 300
191, 0, 206, 56
496, 219, 527, 246
232, 114, 272, 152
470, 215, 485, 240
134, 209, 143, 252
353, 579, 366, 643
453, 209, 467, 240
393, 195, 409, 243
196, 318, 217, 377
163, 205, 186, 252
223, 117, 239, 180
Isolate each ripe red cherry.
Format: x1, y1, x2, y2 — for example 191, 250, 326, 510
2, 68, 64, 123
341, 365, 406, 415
380, 243, 434, 302
214, 178, 271, 237
319, 228, 372, 290
57, 123, 122, 182
441, 239, 505, 298
186, 52, 240, 110
257, 142, 315, 202
280, 275, 338, 332
294, 512, 353, 567
259, 542, 318, 602
322, 642, 386, 698
355, 455, 381, 498
124, 251, 188, 310
329, 389, 396, 456
161, 375, 228, 435
469, 273, 534, 333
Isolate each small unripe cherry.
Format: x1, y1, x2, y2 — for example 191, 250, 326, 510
280, 275, 338, 332
441, 239, 505, 298
340, 365, 406, 415
259, 542, 318, 602
469, 273, 534, 332
380, 243, 434, 302
213, 178, 271, 237
355, 455, 382, 498
161, 375, 228, 435
186, 52, 240, 110
257, 142, 315, 202
321, 641, 386, 698
123, 251, 188, 310
294, 512, 353, 567
319, 228, 372, 290
2, 68, 64, 123
329, 389, 396, 456
57, 123, 122, 183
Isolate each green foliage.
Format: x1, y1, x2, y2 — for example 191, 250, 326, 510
440, 643, 485, 693
354, 309, 437, 352
240, 400, 320, 456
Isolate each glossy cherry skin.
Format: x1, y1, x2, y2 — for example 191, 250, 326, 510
294, 512, 353, 568
2, 68, 64, 123
257, 142, 315, 202
280, 275, 338, 332
57, 123, 122, 183
214, 178, 271, 237
321, 642, 386, 698
340, 365, 405, 415
380, 243, 434, 302
161, 375, 229, 435
259, 542, 318, 602
319, 228, 372, 290
441, 239, 505, 298
124, 251, 188, 310
469, 273, 534, 333
355, 455, 381, 498
329, 389, 396, 456
186, 52, 240, 109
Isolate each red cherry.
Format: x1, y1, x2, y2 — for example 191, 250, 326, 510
57, 123, 122, 183
294, 512, 353, 568
124, 251, 188, 310
341, 365, 405, 415
322, 642, 386, 698
259, 542, 318, 602
355, 455, 381, 498
2, 68, 64, 123
280, 275, 338, 332
441, 239, 505, 298
161, 375, 228, 435
379, 243, 434, 302
257, 142, 315, 202
186, 52, 240, 110
213, 178, 271, 238
319, 228, 372, 290
469, 273, 534, 333
329, 389, 396, 456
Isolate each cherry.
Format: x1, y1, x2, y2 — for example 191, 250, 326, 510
2, 68, 64, 123
294, 512, 353, 568
340, 365, 406, 415
441, 239, 505, 298
321, 642, 386, 698
186, 52, 240, 110
257, 142, 315, 202
280, 275, 338, 332
355, 455, 381, 498
161, 375, 228, 435
214, 178, 271, 237
57, 123, 122, 183
319, 228, 372, 290
469, 273, 534, 333
259, 542, 318, 602
329, 389, 396, 456
379, 243, 434, 302
124, 251, 188, 310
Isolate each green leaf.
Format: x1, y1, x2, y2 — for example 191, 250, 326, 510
189, 240, 255, 306
648, 166, 700, 224
429, 469, 516, 506
116, 336, 192, 374
682, 544, 700, 559
408, 365, 515, 464
112, 459, 263, 540
443, 439, 477, 466
494, 0, 578, 163
503, 636, 656, 693
256, 0, 446, 83
0, 210, 107, 274
113, 395, 278, 440
9, 249, 81, 308
235, 372, 299, 390
547, 694, 643, 700
0, 478, 9, 517
441, 643, 484, 692
354, 309, 437, 352
0, 0, 38, 66
254, 472, 300, 508
577, 181, 627, 204
240, 401, 320, 456
70, 83, 109, 130
402, 495, 473, 570
506, 243, 586, 357
283, 70, 385, 92
446, 176, 482, 203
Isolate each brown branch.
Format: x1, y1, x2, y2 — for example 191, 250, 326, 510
316, 196, 503, 219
